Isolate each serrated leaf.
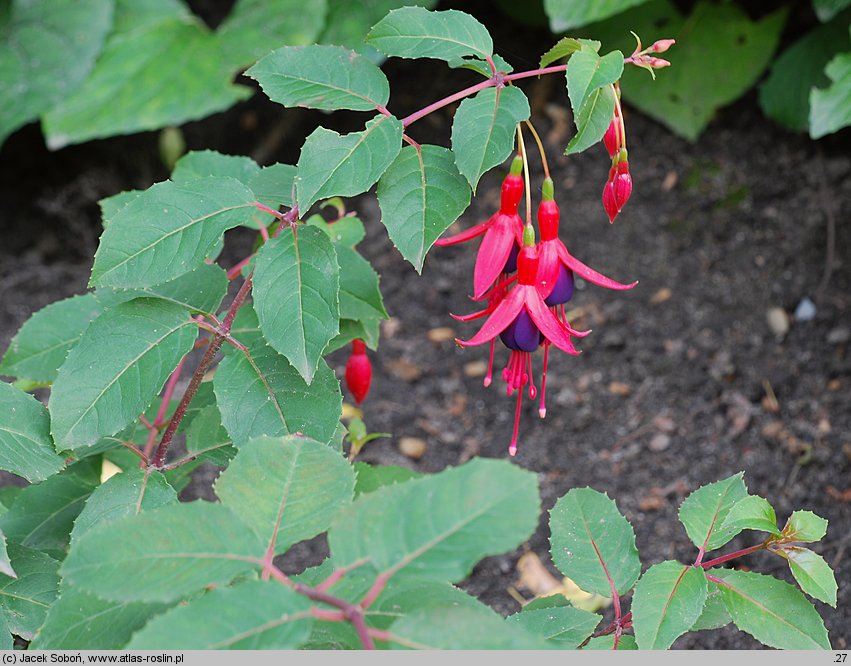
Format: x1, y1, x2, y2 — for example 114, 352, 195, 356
253, 227, 339, 382
367, 7, 492, 62
507, 604, 600, 647
296, 114, 403, 212
354, 463, 421, 496
714, 570, 830, 649
583, 634, 637, 649
0, 0, 113, 144
678, 472, 748, 552
447, 53, 513, 77
451, 87, 530, 191
0, 470, 96, 553
217, 0, 327, 67
782, 510, 828, 542
214, 320, 342, 446
49, 299, 196, 450
810, 49, 851, 138
329, 458, 539, 581
336, 246, 388, 322
249, 163, 298, 210
62, 502, 264, 603
388, 606, 549, 649
0, 545, 60, 640
247, 44, 390, 111
91, 176, 256, 288
632, 561, 708, 649
721, 495, 781, 536
565, 84, 616, 155
0, 293, 103, 384
760, 18, 851, 131
215, 436, 354, 556
326, 318, 381, 354
99, 189, 141, 222
544, 0, 651, 32
71, 469, 177, 545
0, 382, 65, 482
689, 580, 730, 631
540, 37, 595, 68
31, 586, 168, 649
566, 47, 623, 115
94, 263, 229, 317
183, 404, 235, 467
43, 1, 250, 148
128, 580, 312, 649
377, 144, 471, 272
549, 488, 641, 597
773, 546, 838, 607
172, 150, 260, 184
582, 1, 787, 140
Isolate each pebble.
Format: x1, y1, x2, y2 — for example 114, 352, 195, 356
766, 307, 790, 336
398, 436, 427, 460
648, 433, 671, 452
827, 327, 850, 344
650, 287, 673, 304
426, 326, 455, 343
794, 297, 816, 322
463, 360, 488, 377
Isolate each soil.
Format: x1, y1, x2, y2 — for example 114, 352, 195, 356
1, 1, 849, 651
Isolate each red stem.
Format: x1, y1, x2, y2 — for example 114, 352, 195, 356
699, 542, 767, 569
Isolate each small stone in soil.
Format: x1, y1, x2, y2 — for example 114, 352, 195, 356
767, 307, 790, 336
650, 287, 673, 304
398, 436, 427, 460
427, 326, 455, 343
648, 433, 671, 451
827, 326, 850, 344
608, 381, 631, 397
463, 360, 488, 377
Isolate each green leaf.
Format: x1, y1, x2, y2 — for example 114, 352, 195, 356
782, 510, 828, 542
540, 37, 596, 68
49, 299, 196, 451
0, 470, 96, 553
689, 581, 731, 631
71, 469, 178, 545
582, 1, 787, 140
0, 382, 65, 482
369, 579, 487, 631
543, 0, 651, 31
0, 293, 103, 383
0, 531, 13, 579
566, 47, 623, 116
307, 213, 366, 247
507, 604, 600, 647
336, 246, 388, 322
31, 586, 167, 649
814, 0, 851, 21
721, 495, 781, 536
715, 570, 830, 649
549, 488, 641, 597
94, 263, 229, 318
760, 18, 851, 131
247, 44, 390, 111
584, 634, 637, 649
447, 53, 513, 77
0, 0, 113, 144
377, 144, 471, 272
91, 176, 256, 288
296, 114, 403, 212
451, 87, 530, 191
326, 318, 380, 354
565, 84, 616, 155
0, 545, 60, 640
128, 580, 312, 649
319, 0, 438, 55
183, 404, 235, 467
252, 227, 340, 382
42, 0, 251, 148
217, 0, 328, 67
248, 163, 298, 210
677, 472, 748, 552
810, 49, 851, 138
773, 546, 838, 607
367, 7, 493, 62
171, 150, 260, 184
214, 318, 342, 446
354, 463, 420, 496
99, 189, 141, 222
388, 606, 550, 649
215, 435, 354, 556
329, 458, 539, 581
62, 502, 264, 603
632, 561, 708, 649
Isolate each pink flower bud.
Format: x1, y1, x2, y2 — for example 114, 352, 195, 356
603, 120, 619, 157
613, 172, 633, 210
648, 57, 671, 69
648, 39, 675, 54
602, 180, 618, 223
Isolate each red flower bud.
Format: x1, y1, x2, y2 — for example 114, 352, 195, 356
602, 180, 618, 223
613, 172, 633, 210
603, 120, 619, 158
345, 339, 372, 405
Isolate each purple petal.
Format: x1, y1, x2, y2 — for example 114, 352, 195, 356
500, 309, 541, 352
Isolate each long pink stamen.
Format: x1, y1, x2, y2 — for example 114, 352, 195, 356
484, 340, 495, 387
540, 343, 549, 418
509, 386, 523, 456
527, 353, 537, 399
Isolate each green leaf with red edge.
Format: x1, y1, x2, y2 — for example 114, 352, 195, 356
90, 176, 257, 289
781, 510, 828, 542
714, 569, 830, 649
451, 86, 530, 192
632, 560, 708, 649
61, 502, 265, 603
215, 435, 354, 556
549, 487, 641, 597
366, 7, 493, 63
49, 299, 197, 451
296, 114, 403, 213
772, 546, 838, 607
329, 458, 539, 582
543, 0, 652, 32
677, 472, 748, 553
377, 144, 471, 272
721, 495, 781, 536
253, 227, 340, 383
0, 382, 66, 483
247, 45, 390, 112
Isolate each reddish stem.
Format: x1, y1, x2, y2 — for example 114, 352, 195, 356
699, 542, 768, 569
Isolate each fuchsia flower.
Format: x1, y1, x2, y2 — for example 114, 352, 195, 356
436, 156, 524, 299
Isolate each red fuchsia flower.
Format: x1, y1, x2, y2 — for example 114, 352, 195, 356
345, 339, 372, 405
603, 146, 632, 224
435, 155, 524, 299
456, 227, 588, 456
536, 178, 637, 416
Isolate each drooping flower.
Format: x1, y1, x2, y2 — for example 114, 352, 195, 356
456, 228, 588, 456
345, 339, 372, 405
436, 155, 524, 299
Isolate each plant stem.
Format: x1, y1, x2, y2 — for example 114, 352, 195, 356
524, 120, 550, 181
699, 542, 767, 569
516, 125, 532, 227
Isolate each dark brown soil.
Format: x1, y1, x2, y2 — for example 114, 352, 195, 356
1, 3, 848, 650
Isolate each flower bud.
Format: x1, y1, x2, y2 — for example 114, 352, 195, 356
345, 339, 372, 405
648, 38, 675, 54
613, 172, 633, 210
603, 120, 619, 157
602, 180, 618, 223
